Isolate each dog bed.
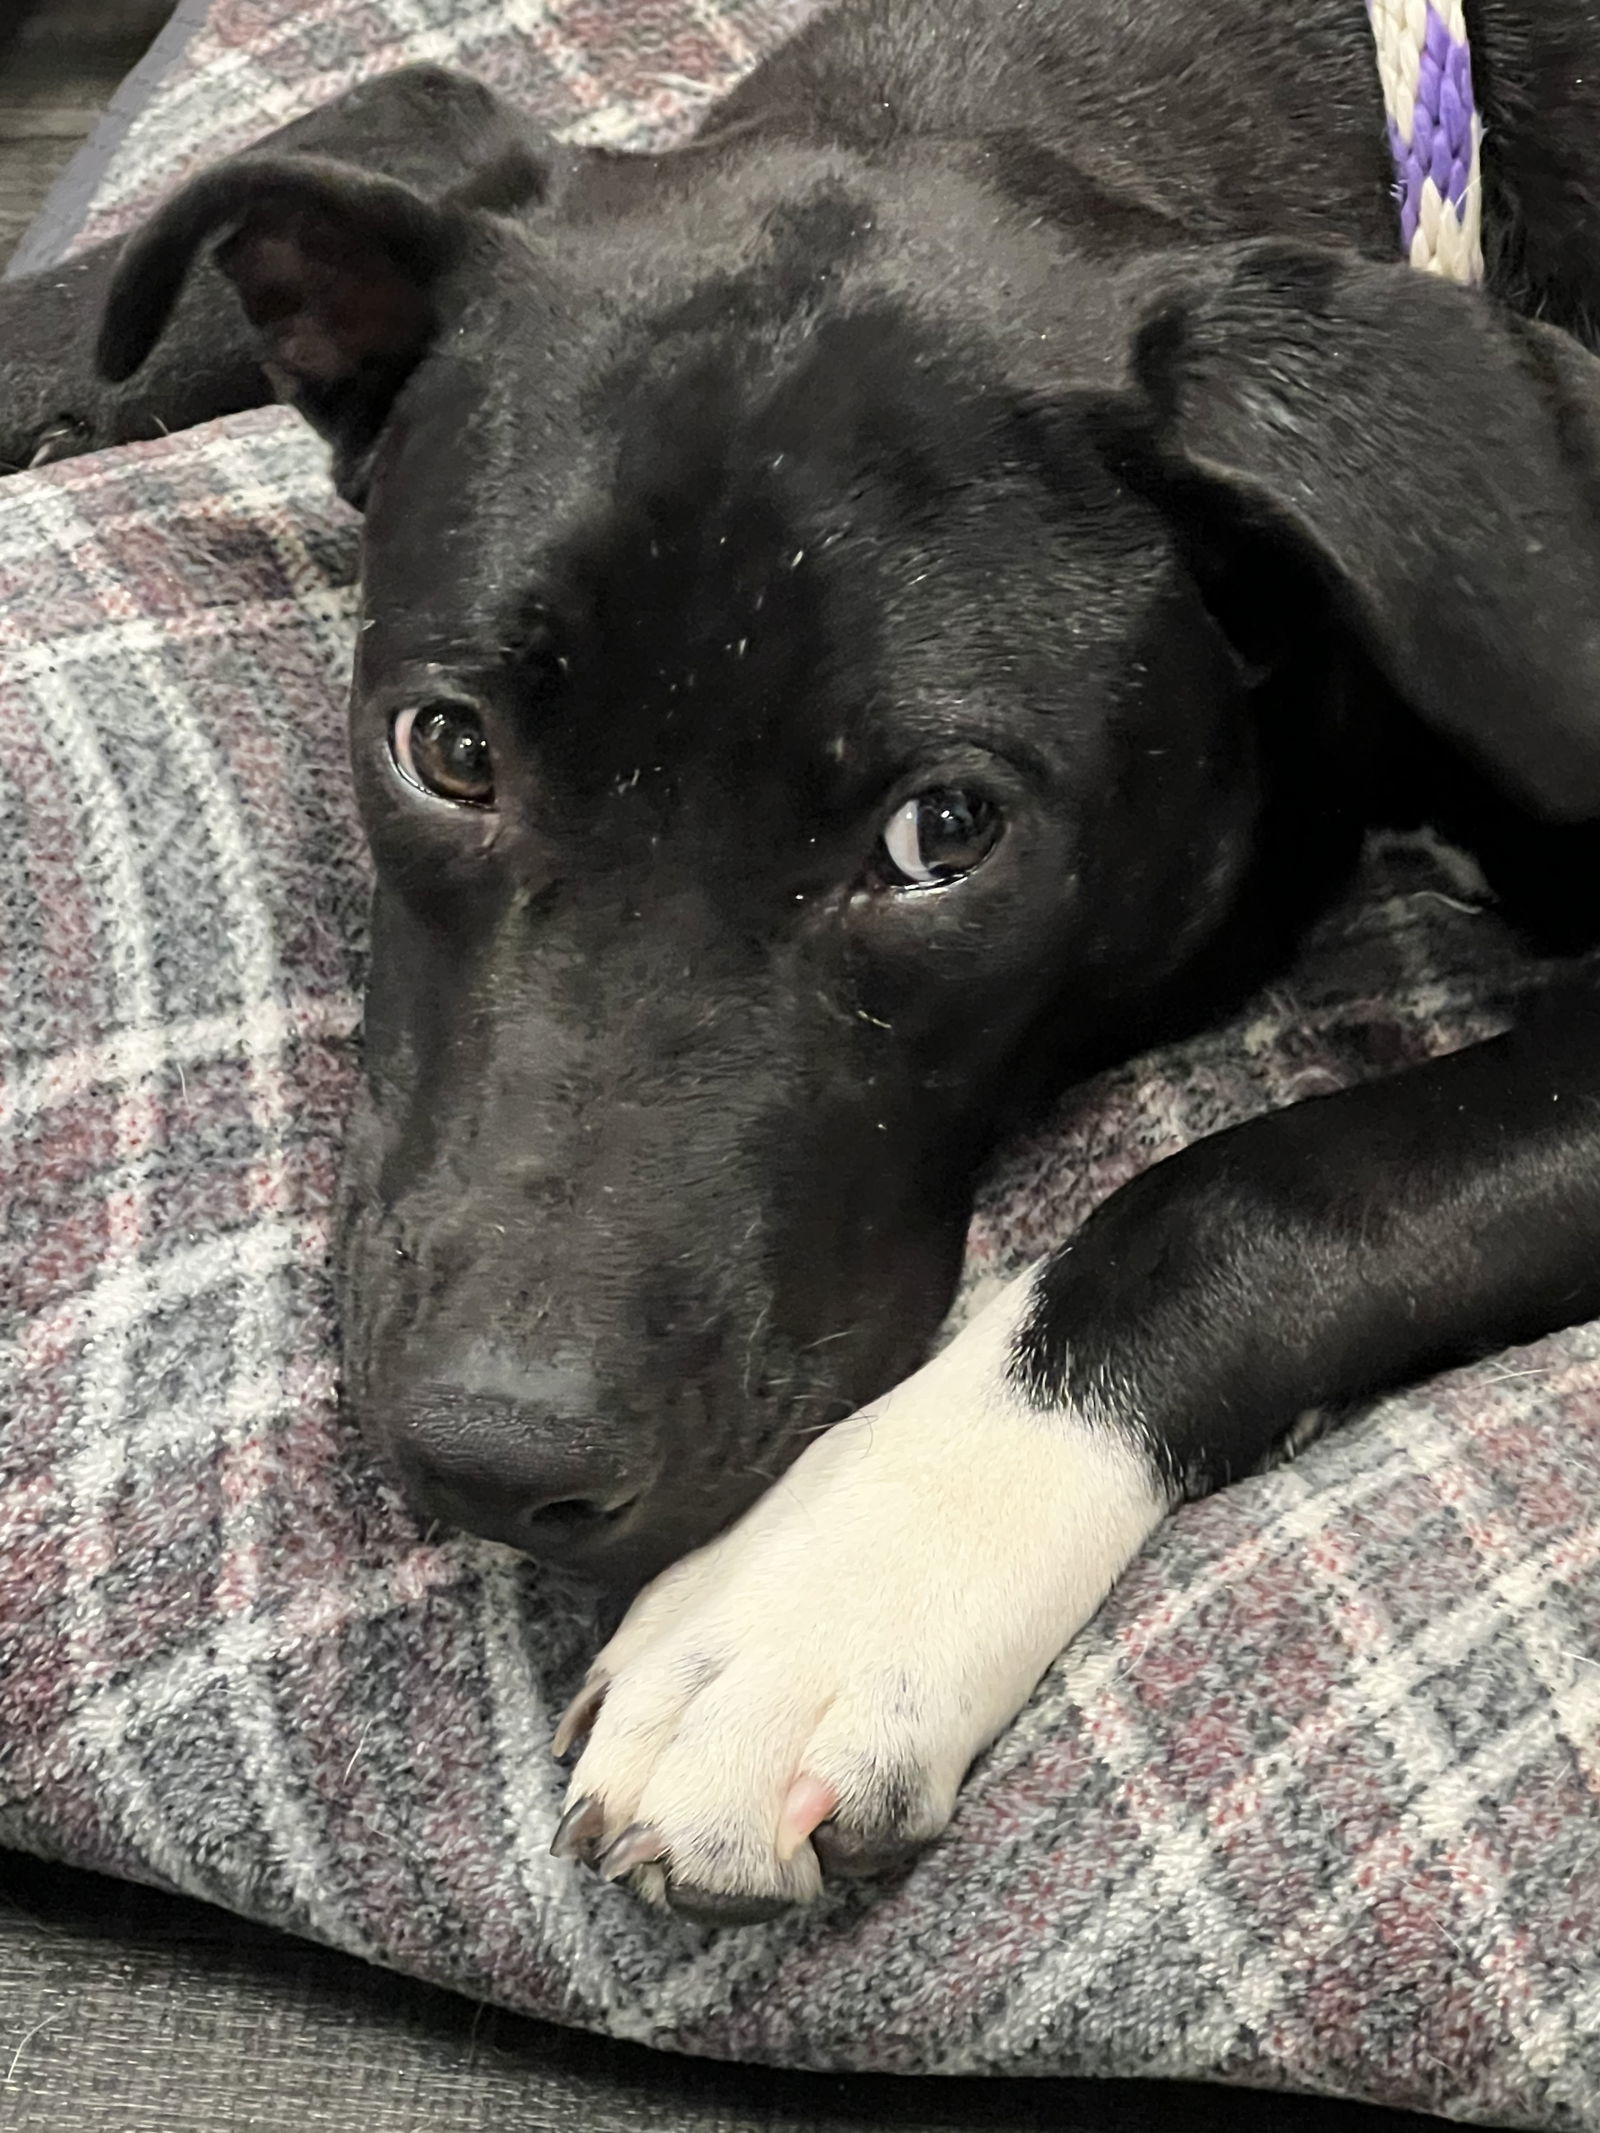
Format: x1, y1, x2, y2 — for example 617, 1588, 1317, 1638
2, 4, 1599, 2126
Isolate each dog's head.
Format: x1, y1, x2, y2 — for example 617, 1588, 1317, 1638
101, 130, 1597, 1586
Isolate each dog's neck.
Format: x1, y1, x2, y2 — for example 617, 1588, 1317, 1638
1369, 0, 1484, 281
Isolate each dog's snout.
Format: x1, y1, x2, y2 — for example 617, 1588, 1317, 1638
386, 1363, 651, 1561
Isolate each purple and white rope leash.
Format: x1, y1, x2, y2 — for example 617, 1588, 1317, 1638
1369, 0, 1484, 285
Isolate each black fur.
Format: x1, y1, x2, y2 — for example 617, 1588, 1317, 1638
7, 1, 1600, 1592
1014, 985, 1600, 1497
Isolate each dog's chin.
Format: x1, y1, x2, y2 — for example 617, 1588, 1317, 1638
344, 1322, 947, 1591
521, 1507, 728, 1599
421, 1469, 778, 1598
347, 1377, 797, 1594
334, 1123, 963, 1598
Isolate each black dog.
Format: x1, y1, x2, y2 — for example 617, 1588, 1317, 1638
7, 0, 1600, 1922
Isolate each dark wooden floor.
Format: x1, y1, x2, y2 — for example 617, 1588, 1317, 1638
0, 6, 1474, 2129
0, 0, 175, 263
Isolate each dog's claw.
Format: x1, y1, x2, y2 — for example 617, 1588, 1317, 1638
664, 1885, 796, 1926
550, 1794, 607, 1863
551, 1675, 607, 1759
597, 1823, 668, 1882
776, 1773, 839, 1863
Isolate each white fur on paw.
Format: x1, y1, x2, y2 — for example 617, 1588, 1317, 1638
552, 1268, 1168, 1920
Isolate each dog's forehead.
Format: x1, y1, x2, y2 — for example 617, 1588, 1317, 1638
357, 266, 1168, 822
368, 311, 980, 675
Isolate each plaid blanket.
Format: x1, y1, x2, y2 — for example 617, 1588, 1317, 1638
3, 4, 1600, 2125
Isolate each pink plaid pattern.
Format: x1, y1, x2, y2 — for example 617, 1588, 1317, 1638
2, 4, 1599, 2126
59, 0, 817, 257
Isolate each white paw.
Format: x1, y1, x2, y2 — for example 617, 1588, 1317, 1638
548, 1270, 1168, 1922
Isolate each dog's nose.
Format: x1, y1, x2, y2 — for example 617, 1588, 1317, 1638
384, 1366, 652, 1561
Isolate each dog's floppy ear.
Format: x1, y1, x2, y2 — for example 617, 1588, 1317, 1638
1119, 243, 1600, 823
96, 152, 487, 483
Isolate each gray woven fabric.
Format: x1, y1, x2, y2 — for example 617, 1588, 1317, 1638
2, 5, 1599, 2127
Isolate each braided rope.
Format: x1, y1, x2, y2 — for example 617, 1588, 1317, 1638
1368, 0, 1483, 285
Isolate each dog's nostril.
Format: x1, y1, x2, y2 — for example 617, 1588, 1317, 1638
529, 1494, 636, 1530
540, 1497, 603, 1525
383, 1376, 650, 1561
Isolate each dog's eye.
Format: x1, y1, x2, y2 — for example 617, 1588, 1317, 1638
391, 702, 495, 807
877, 788, 1002, 889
